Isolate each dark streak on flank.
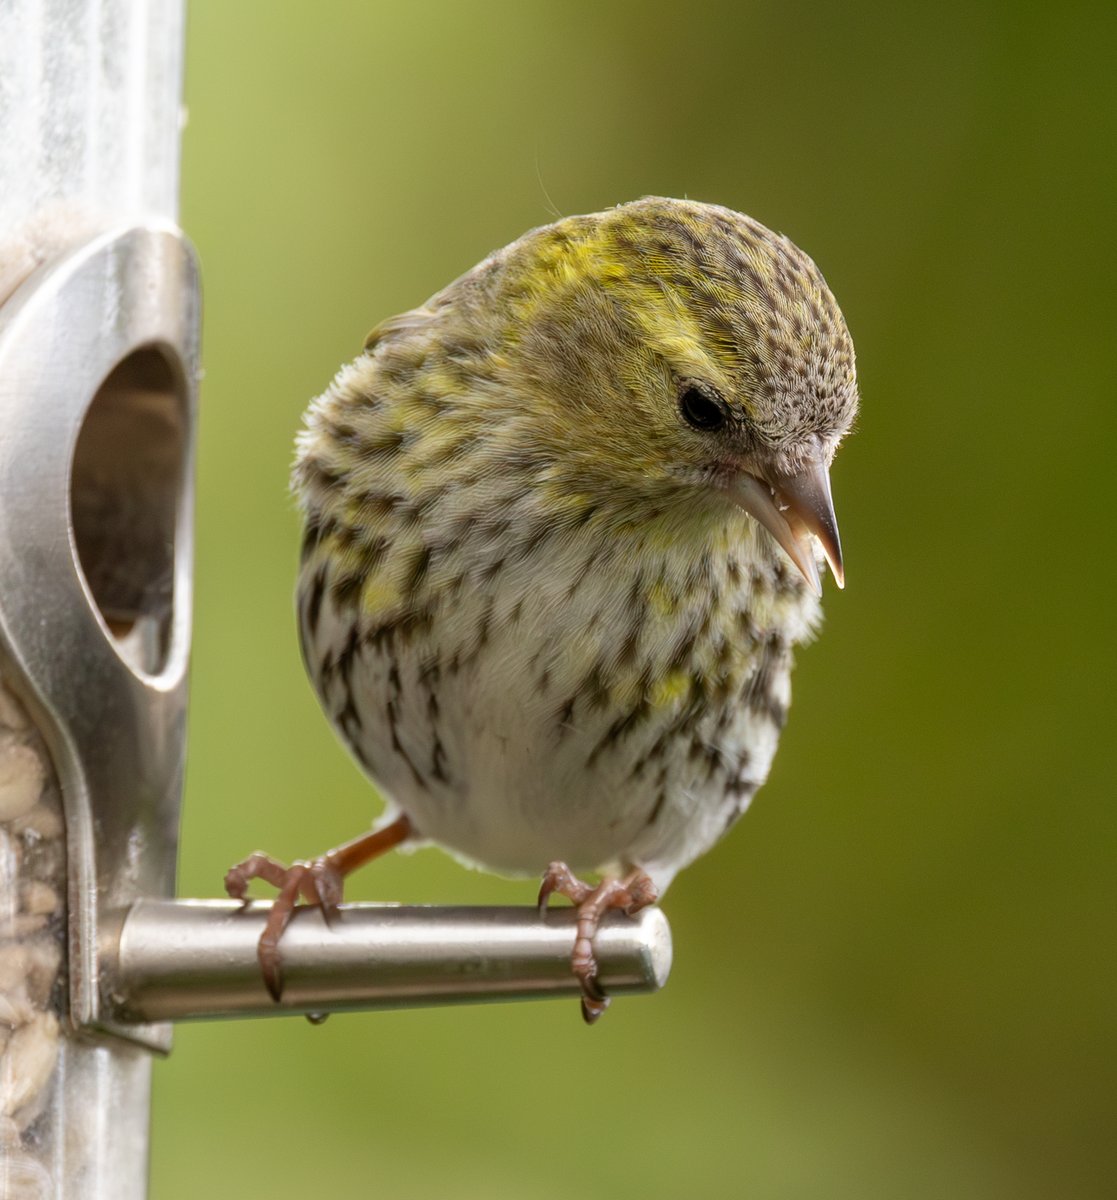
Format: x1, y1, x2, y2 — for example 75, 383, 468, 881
719, 779, 758, 837
426, 679, 450, 784
304, 566, 327, 638
299, 456, 343, 493
742, 635, 789, 728
386, 661, 426, 789
330, 571, 364, 611
566, 547, 603, 599
363, 429, 407, 457
402, 545, 433, 595
645, 789, 667, 828
333, 627, 363, 739
300, 514, 336, 564
586, 697, 652, 767
431, 734, 449, 783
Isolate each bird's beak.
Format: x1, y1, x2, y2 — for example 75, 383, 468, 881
725, 459, 844, 596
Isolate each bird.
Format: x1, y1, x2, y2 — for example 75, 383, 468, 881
225, 197, 858, 1022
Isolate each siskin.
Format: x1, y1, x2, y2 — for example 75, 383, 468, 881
227, 197, 858, 1021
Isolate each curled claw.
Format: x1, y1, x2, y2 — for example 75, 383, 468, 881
537, 862, 658, 1024
580, 974, 610, 1025
253, 860, 320, 1000
224, 852, 292, 903
537, 861, 591, 915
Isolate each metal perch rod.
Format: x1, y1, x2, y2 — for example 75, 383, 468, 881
100, 900, 673, 1023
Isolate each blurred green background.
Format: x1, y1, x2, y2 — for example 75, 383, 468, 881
159, 2, 1116, 1196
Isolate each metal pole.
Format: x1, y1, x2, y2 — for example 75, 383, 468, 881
101, 901, 672, 1023
0, 4, 189, 1197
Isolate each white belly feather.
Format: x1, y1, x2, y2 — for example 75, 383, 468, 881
303, 521, 818, 893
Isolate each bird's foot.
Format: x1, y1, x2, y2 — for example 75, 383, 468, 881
224, 852, 345, 1001
537, 862, 658, 1024
224, 814, 414, 1001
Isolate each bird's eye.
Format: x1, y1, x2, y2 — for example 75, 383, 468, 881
678, 383, 727, 432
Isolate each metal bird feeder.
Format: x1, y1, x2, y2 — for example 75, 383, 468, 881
0, 4, 671, 1197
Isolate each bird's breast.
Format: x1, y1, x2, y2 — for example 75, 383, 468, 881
299, 507, 818, 883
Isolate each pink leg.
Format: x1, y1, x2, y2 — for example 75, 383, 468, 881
224, 814, 414, 1001
538, 862, 658, 1024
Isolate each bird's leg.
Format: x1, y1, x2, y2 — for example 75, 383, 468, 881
224, 814, 414, 1001
537, 862, 658, 1024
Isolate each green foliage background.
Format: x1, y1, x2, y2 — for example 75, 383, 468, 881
158, 2, 1115, 1196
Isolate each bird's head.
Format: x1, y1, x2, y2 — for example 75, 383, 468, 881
488, 197, 858, 593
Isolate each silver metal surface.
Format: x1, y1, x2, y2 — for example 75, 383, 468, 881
0, 0, 186, 304
101, 900, 673, 1023
0, 224, 199, 1052
1, 3, 189, 1195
